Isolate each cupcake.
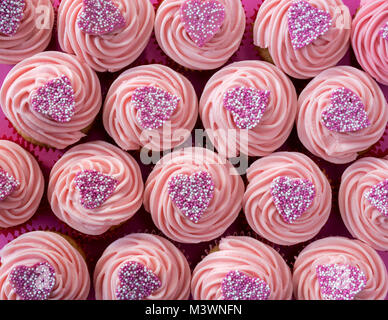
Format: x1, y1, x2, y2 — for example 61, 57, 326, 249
103, 64, 198, 152
243, 152, 332, 246
339, 157, 388, 251
143, 147, 245, 243
293, 237, 388, 300
0, 0, 54, 64
352, 0, 388, 86
0, 51, 102, 149
199, 60, 298, 158
57, 0, 155, 72
154, 0, 246, 70
191, 236, 293, 300
297, 66, 388, 164
253, 0, 352, 79
94, 233, 191, 300
0, 140, 44, 228
48, 141, 144, 235
0, 231, 90, 300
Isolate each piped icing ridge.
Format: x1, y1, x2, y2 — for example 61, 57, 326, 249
0, 231, 90, 300
48, 141, 144, 235
296, 66, 388, 164
154, 0, 246, 70
191, 236, 293, 300
57, 0, 155, 72
293, 237, 388, 300
199, 60, 297, 158
254, 0, 351, 79
243, 152, 332, 245
0, 140, 44, 228
94, 233, 191, 300
103, 64, 198, 152
143, 147, 244, 243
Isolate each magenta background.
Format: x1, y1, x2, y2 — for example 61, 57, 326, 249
0, 0, 387, 300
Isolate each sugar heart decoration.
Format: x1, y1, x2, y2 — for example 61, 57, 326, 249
0, 168, 19, 201
321, 87, 370, 133
116, 261, 161, 300
0, 0, 25, 36
379, 22, 388, 41
9, 262, 56, 300
223, 87, 270, 130
168, 171, 215, 223
221, 270, 271, 300
180, 0, 225, 47
364, 179, 388, 218
31, 75, 75, 123
288, 0, 332, 50
74, 169, 118, 209
131, 86, 180, 130
271, 176, 316, 224
77, 0, 126, 35
316, 264, 367, 300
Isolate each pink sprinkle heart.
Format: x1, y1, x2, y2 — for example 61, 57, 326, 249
74, 169, 118, 209
364, 179, 388, 218
321, 87, 370, 133
77, 0, 126, 36
288, 0, 332, 50
271, 176, 315, 224
31, 75, 75, 123
221, 270, 271, 300
132, 86, 180, 130
0, 0, 25, 36
116, 261, 161, 300
168, 171, 215, 223
9, 262, 56, 300
316, 264, 367, 300
223, 87, 270, 130
379, 22, 388, 41
180, 0, 225, 47
0, 168, 19, 201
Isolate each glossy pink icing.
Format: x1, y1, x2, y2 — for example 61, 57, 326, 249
293, 237, 388, 300
154, 0, 246, 70
351, 0, 388, 86
94, 233, 191, 300
199, 60, 297, 158
143, 147, 245, 243
48, 141, 144, 235
57, 0, 155, 72
0, 0, 54, 64
254, 0, 352, 79
0, 231, 90, 300
191, 236, 293, 300
243, 152, 332, 245
297, 66, 388, 164
103, 64, 198, 152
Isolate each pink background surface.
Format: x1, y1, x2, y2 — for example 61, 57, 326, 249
0, 0, 388, 300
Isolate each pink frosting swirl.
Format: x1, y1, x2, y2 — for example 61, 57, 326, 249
351, 0, 388, 86
57, 0, 155, 72
339, 157, 388, 251
297, 66, 388, 164
103, 64, 198, 152
94, 233, 191, 300
48, 141, 144, 235
254, 0, 352, 79
154, 0, 246, 70
293, 237, 388, 300
243, 152, 332, 246
0, 140, 44, 228
191, 236, 293, 300
199, 60, 298, 158
0, 231, 90, 300
143, 147, 245, 243
0, 0, 54, 64
0, 51, 102, 149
